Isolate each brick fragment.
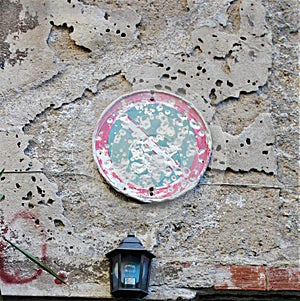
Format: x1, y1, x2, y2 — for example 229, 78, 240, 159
215, 266, 266, 290
267, 267, 300, 290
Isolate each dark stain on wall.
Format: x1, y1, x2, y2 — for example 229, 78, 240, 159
0, 0, 39, 69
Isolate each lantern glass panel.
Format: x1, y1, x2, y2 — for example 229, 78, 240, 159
121, 254, 140, 288
111, 255, 119, 291
141, 255, 150, 290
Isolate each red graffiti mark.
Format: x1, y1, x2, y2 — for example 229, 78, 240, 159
54, 271, 67, 285
0, 211, 47, 284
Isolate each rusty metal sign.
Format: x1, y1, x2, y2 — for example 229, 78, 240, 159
93, 90, 211, 202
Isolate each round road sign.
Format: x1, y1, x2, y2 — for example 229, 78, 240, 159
93, 90, 211, 202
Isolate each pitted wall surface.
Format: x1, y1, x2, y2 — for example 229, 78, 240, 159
0, 0, 298, 300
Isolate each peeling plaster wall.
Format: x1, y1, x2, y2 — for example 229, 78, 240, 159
0, 0, 299, 300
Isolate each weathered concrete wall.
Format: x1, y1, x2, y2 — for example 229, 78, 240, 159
0, 0, 298, 300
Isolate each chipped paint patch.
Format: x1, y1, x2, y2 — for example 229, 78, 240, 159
224, 193, 246, 208
210, 114, 277, 173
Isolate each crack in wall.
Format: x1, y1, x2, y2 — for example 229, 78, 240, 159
23, 71, 122, 131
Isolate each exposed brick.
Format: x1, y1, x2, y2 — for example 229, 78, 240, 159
267, 267, 300, 290
215, 266, 266, 290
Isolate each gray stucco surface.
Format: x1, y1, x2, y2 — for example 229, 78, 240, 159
0, 0, 298, 300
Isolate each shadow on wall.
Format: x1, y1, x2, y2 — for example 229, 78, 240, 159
196, 289, 300, 301
2, 290, 300, 301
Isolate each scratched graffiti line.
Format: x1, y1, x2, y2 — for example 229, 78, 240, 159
0, 166, 67, 286
3, 237, 66, 284
0, 211, 67, 285
0, 212, 46, 285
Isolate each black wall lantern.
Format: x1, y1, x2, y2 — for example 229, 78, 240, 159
106, 232, 155, 300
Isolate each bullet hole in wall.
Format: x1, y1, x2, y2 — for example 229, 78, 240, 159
227, 80, 234, 87
209, 88, 217, 101
22, 191, 33, 201
47, 198, 55, 205
54, 219, 65, 229
216, 80, 223, 87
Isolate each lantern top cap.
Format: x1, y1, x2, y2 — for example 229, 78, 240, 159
118, 231, 144, 250
128, 230, 135, 237
106, 232, 155, 258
